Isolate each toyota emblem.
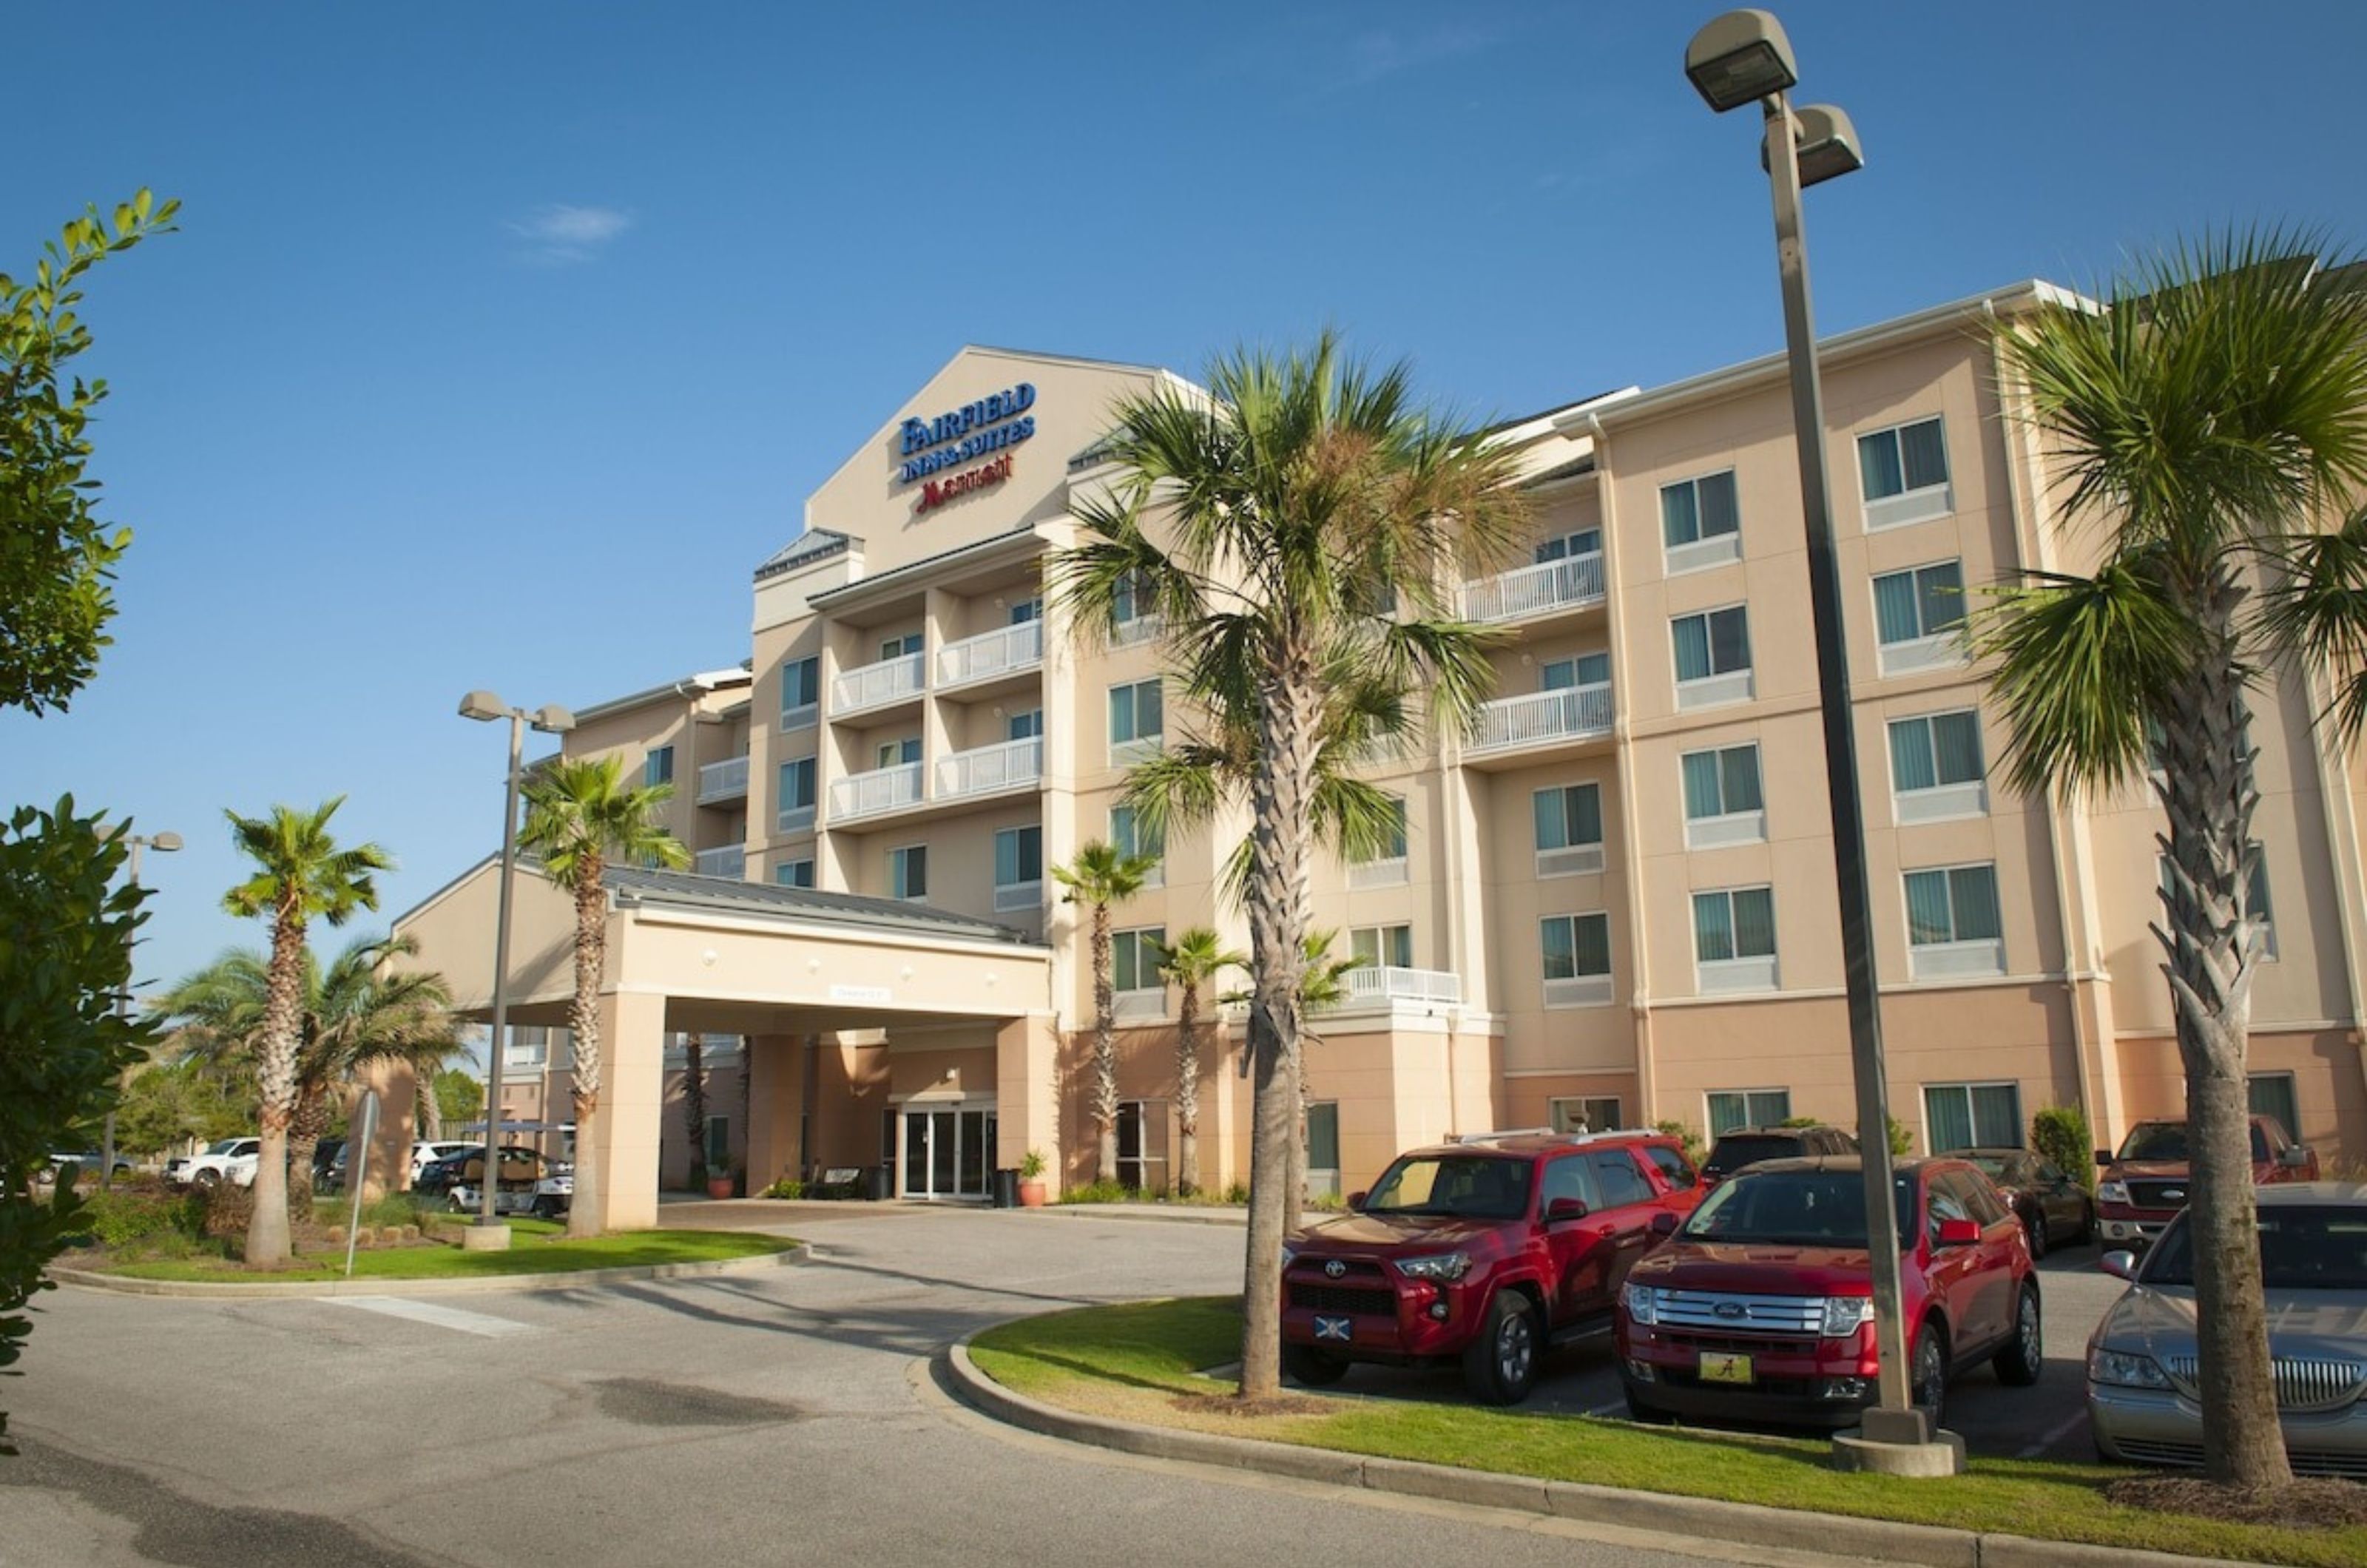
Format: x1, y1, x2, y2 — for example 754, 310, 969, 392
1324, 1259, 1347, 1279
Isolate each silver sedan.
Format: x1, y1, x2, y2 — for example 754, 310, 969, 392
2086, 1181, 2367, 1478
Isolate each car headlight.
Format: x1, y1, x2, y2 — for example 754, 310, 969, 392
1820, 1296, 1874, 1336
1397, 1252, 1470, 1281
1622, 1283, 1659, 1325
2098, 1180, 2130, 1205
1280, 1243, 1297, 1268
2088, 1347, 2172, 1389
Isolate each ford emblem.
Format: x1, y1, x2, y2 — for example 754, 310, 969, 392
1714, 1301, 1746, 1320
1325, 1259, 1347, 1279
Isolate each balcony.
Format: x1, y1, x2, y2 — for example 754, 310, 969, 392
829, 760, 922, 822
1338, 966, 1463, 1012
832, 652, 924, 716
693, 845, 746, 879
1468, 683, 1612, 755
696, 754, 749, 805
936, 736, 1043, 801
936, 621, 1042, 690
1464, 552, 1605, 624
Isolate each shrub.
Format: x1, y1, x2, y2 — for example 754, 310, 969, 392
763, 1177, 805, 1200
1056, 1180, 1131, 1205
69, 1187, 203, 1250
1886, 1115, 1914, 1158
1653, 1120, 1706, 1168
1304, 1191, 1346, 1213
199, 1181, 254, 1240
2031, 1105, 2096, 1192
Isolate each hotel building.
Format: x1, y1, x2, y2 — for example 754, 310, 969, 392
392, 284, 2367, 1229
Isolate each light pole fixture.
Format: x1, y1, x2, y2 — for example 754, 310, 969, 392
105, 829, 182, 1189
1684, 9, 1942, 1467
459, 690, 575, 1238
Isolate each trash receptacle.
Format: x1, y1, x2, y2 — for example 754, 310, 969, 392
992, 1169, 1019, 1209
865, 1163, 891, 1201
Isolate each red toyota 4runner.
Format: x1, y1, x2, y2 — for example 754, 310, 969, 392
2094, 1115, 2317, 1251
1280, 1129, 1704, 1405
1616, 1156, 2041, 1431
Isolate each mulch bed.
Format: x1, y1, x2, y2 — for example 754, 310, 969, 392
2105, 1474, 2367, 1530
1173, 1392, 1334, 1419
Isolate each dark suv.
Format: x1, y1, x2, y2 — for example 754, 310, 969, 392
1701, 1124, 1857, 1186
1280, 1129, 1704, 1405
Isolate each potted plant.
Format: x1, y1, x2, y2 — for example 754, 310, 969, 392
1016, 1148, 1049, 1209
705, 1160, 735, 1200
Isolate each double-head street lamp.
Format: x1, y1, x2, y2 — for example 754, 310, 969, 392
459, 691, 574, 1237
1686, 11, 1939, 1464
105, 829, 183, 1188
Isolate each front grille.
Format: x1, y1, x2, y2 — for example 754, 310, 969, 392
2115, 1439, 2205, 1468
1653, 1291, 1823, 1336
2127, 1180, 2191, 1210
1297, 1259, 1389, 1284
2117, 1437, 2367, 1479
2164, 1354, 2366, 1412
1661, 1368, 1821, 1397
1663, 1331, 1803, 1357
1289, 1284, 1397, 1317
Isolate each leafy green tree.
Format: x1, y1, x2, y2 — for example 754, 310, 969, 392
519, 757, 686, 1237
113, 1056, 251, 1155
1051, 841, 1158, 1185
1981, 231, 2367, 1487
1050, 333, 1528, 1397
1150, 927, 1245, 1196
2, 191, 178, 713
220, 800, 392, 1265
430, 1067, 483, 1140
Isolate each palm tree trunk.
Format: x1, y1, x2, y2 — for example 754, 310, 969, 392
1093, 902, 1118, 1186
420, 1080, 442, 1140
1240, 674, 1316, 1399
244, 906, 304, 1267
2158, 570, 2289, 1488
566, 875, 607, 1239
286, 1085, 329, 1214
683, 1033, 708, 1188
1176, 982, 1201, 1197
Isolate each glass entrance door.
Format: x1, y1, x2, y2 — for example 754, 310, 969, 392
900, 1106, 995, 1199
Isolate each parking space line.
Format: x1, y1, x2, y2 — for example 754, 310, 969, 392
2015, 1408, 2086, 1459
325, 1296, 536, 1338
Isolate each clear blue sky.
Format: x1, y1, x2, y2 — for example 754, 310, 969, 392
8, 1, 2363, 993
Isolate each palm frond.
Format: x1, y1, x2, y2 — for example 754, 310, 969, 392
2262, 502, 2367, 743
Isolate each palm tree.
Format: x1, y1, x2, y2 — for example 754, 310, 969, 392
519, 757, 688, 1237
221, 798, 391, 1267
1050, 333, 1529, 1398
1050, 840, 1157, 1185
1149, 927, 1245, 1195
1981, 232, 2367, 1487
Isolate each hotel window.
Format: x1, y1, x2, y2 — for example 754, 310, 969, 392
1108, 679, 1164, 762
1661, 469, 1742, 572
1925, 1082, 2021, 1152
1110, 803, 1164, 888
1351, 923, 1414, 972
1872, 560, 1967, 675
1857, 416, 1954, 529
1681, 743, 1765, 848
1111, 570, 1157, 641
1007, 707, 1044, 741
994, 825, 1042, 912
644, 746, 674, 788
880, 631, 923, 661
2249, 1072, 2300, 1143
1692, 886, 1777, 993
773, 858, 815, 889
1305, 1101, 1342, 1200
777, 756, 816, 834
1904, 862, 2005, 979
1533, 782, 1605, 877
1350, 796, 1409, 888
1536, 527, 1603, 564
2158, 845, 2276, 959
503, 1026, 549, 1069
1672, 606, 1753, 709
1550, 1097, 1622, 1135
1541, 912, 1613, 1007
780, 656, 820, 729
1707, 1089, 1792, 1137
703, 1115, 731, 1169
888, 844, 928, 900
1009, 596, 1041, 624
1542, 651, 1611, 691
1112, 926, 1167, 1015
1888, 709, 1987, 822
876, 737, 921, 769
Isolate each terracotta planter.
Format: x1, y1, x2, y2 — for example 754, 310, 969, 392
1017, 1179, 1047, 1209
706, 1175, 736, 1200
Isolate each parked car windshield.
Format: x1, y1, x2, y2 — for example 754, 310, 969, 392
2116, 1121, 2271, 1162
1681, 1168, 1919, 1249
2145, 1206, 2367, 1291
203, 1138, 242, 1155
1704, 1135, 1802, 1173
1965, 1154, 2020, 1182
1365, 1155, 1533, 1219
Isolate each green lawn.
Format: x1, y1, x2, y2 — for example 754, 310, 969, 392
970, 1298, 2367, 1568
96, 1227, 796, 1283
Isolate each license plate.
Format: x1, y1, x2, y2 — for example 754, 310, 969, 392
1697, 1351, 1754, 1385
1313, 1314, 1354, 1344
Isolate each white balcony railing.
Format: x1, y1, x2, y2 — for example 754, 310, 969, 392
697, 754, 749, 804
1340, 966, 1464, 1009
1470, 683, 1613, 754
829, 761, 922, 821
936, 735, 1043, 800
831, 652, 924, 715
693, 845, 746, 880
1464, 552, 1605, 624
936, 621, 1043, 689
1110, 614, 1163, 649
993, 879, 1043, 913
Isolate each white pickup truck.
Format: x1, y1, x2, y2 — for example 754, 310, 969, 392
166, 1136, 261, 1189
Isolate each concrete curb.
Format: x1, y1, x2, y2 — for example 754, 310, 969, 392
942, 1336, 2243, 1568
1030, 1204, 1247, 1227
48, 1243, 807, 1300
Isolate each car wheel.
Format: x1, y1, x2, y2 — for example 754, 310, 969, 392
1281, 1342, 1349, 1388
1911, 1319, 1948, 1430
2026, 1210, 2047, 1260
1622, 1387, 1675, 1425
1993, 1282, 2044, 1387
194, 1169, 221, 1189
530, 1197, 560, 1220
1462, 1292, 1541, 1406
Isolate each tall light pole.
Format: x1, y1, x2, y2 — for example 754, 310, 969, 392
1685, 10, 1948, 1469
106, 828, 182, 1188
459, 691, 574, 1239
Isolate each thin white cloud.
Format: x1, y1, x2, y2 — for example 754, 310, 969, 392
508, 203, 634, 264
